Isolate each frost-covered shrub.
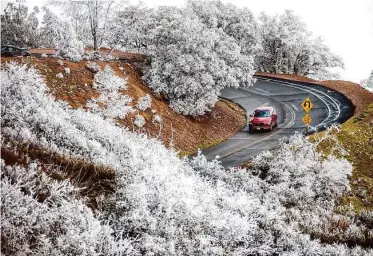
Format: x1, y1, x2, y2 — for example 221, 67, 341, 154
134, 114, 145, 127
87, 92, 133, 119
57, 59, 64, 65
1, 161, 131, 255
41, 53, 48, 58
152, 114, 162, 123
64, 67, 70, 74
86, 61, 100, 73
136, 94, 151, 111
119, 66, 124, 71
93, 65, 126, 92
2, 62, 372, 255
87, 65, 132, 119
56, 72, 63, 79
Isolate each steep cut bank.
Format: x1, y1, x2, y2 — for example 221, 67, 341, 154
1, 57, 246, 155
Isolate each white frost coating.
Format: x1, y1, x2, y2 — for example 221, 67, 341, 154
57, 59, 64, 66
87, 92, 134, 119
119, 66, 124, 71
152, 114, 162, 123
1, 62, 372, 255
64, 67, 70, 74
41, 53, 48, 58
56, 72, 64, 79
88, 65, 131, 119
86, 61, 101, 73
136, 94, 152, 111
134, 114, 145, 127
93, 65, 126, 91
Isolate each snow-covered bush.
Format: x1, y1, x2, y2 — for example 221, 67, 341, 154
56, 72, 63, 79
136, 94, 152, 111
64, 67, 70, 75
152, 114, 162, 123
87, 92, 133, 119
133, 114, 145, 127
93, 65, 126, 92
88, 65, 132, 119
0, 161, 131, 255
2, 62, 372, 255
41, 53, 48, 58
86, 61, 100, 73
57, 59, 64, 65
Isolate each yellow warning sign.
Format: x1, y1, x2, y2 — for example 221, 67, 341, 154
302, 114, 312, 125
301, 97, 314, 113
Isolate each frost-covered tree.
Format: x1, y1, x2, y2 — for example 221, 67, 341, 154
107, 3, 155, 53
361, 70, 373, 92
256, 10, 344, 80
40, 7, 84, 61
142, 7, 255, 116
1, 1, 40, 47
50, 0, 126, 51
186, 0, 260, 56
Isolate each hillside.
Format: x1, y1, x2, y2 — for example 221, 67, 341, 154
2, 60, 372, 254
256, 72, 373, 213
1, 56, 245, 155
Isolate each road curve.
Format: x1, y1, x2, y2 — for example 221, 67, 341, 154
201, 76, 354, 168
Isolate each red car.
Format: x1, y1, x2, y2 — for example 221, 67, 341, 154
248, 107, 277, 132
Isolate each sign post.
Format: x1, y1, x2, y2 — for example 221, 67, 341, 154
301, 97, 313, 134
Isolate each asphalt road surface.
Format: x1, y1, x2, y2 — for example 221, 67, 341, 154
201, 76, 354, 168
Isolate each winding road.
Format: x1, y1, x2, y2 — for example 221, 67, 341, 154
201, 76, 354, 168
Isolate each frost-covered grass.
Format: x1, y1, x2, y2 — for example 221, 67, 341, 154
1, 62, 372, 255
312, 104, 373, 215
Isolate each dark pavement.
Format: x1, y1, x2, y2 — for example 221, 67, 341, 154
201, 76, 354, 168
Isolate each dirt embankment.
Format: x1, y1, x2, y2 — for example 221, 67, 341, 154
1, 56, 246, 155
255, 72, 373, 115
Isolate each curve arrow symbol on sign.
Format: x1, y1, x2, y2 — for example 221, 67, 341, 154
301, 97, 314, 112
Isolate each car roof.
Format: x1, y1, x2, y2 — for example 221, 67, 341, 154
255, 107, 274, 111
